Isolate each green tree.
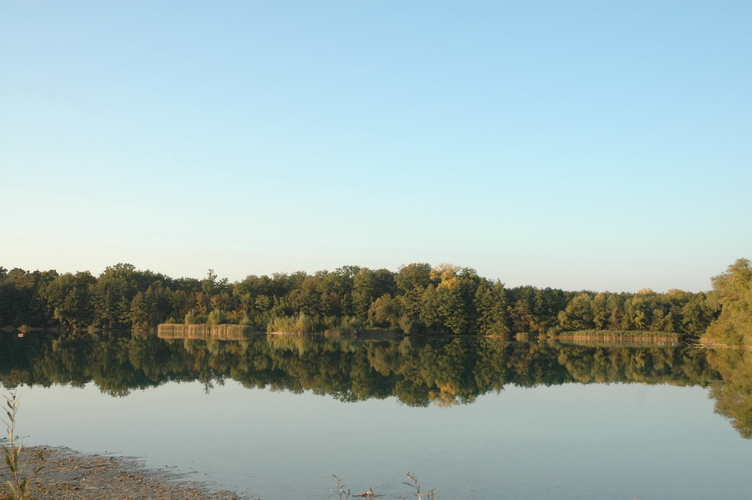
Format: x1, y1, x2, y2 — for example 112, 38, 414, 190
368, 294, 402, 330
558, 292, 595, 331
681, 292, 716, 336
287, 276, 323, 317
397, 289, 427, 334
352, 268, 396, 320
130, 282, 171, 329
0, 268, 57, 327
508, 286, 566, 335
422, 266, 481, 335
474, 281, 510, 336
41, 272, 96, 328
705, 258, 752, 345
624, 295, 650, 330
318, 266, 360, 318
92, 264, 144, 328
396, 263, 432, 292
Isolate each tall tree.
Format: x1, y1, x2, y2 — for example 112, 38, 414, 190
41, 272, 96, 328
706, 258, 752, 345
474, 280, 510, 336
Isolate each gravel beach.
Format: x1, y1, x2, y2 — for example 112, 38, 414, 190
0, 446, 247, 500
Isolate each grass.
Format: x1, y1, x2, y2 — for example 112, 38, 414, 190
2, 391, 42, 500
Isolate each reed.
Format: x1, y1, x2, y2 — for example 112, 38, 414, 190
558, 330, 681, 342
330, 475, 378, 499
332, 472, 436, 499
2, 392, 42, 500
157, 323, 260, 340
332, 475, 351, 499
402, 472, 436, 499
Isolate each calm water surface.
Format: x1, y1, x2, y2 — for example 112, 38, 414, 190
2, 331, 752, 499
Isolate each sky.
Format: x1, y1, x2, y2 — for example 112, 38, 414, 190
1, 1, 750, 293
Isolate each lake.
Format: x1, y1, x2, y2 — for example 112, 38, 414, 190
2, 331, 752, 499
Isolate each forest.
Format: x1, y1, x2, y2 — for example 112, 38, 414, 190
0, 259, 750, 344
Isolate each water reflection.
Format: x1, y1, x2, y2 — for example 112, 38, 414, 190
1, 330, 750, 438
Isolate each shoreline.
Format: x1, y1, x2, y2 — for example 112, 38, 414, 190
0, 446, 246, 500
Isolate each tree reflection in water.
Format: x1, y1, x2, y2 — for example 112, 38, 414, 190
1, 330, 750, 438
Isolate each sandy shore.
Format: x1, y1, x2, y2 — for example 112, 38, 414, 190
0, 446, 248, 500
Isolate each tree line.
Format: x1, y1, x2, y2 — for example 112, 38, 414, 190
1, 259, 749, 340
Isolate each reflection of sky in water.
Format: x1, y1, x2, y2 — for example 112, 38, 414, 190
15, 381, 752, 500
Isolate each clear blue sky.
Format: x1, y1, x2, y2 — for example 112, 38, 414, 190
2, 1, 750, 292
